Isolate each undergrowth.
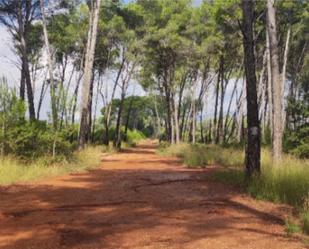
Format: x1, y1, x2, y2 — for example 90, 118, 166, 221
125, 129, 146, 147
158, 143, 244, 168
0, 146, 111, 185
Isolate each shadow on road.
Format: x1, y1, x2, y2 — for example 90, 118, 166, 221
0, 142, 301, 249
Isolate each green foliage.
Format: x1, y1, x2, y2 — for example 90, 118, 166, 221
125, 129, 146, 146
0, 77, 77, 159
112, 96, 155, 132
285, 73, 309, 158
48, 3, 89, 64
4, 120, 76, 160
92, 125, 145, 147
284, 124, 309, 158
0, 79, 26, 155
27, 23, 44, 63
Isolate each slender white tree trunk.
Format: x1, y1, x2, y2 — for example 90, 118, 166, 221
236, 78, 246, 143
40, 0, 59, 157
79, 0, 101, 149
266, 33, 273, 137
267, 0, 283, 162
174, 96, 180, 144
153, 93, 161, 139
281, 27, 291, 128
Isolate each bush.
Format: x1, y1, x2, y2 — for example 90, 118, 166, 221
0, 81, 77, 160
284, 124, 309, 158
5, 121, 76, 160
125, 129, 145, 146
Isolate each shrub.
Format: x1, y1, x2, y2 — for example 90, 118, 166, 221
284, 124, 309, 158
6, 121, 76, 160
125, 129, 145, 146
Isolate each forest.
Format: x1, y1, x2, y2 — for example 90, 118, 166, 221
0, 0, 309, 248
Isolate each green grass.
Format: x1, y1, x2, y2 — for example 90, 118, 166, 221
285, 218, 302, 235
159, 142, 309, 234
0, 146, 110, 185
303, 211, 309, 234
158, 143, 244, 167
212, 169, 246, 187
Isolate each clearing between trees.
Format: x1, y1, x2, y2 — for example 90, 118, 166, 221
0, 141, 307, 249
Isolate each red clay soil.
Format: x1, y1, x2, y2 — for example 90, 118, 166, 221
0, 141, 307, 249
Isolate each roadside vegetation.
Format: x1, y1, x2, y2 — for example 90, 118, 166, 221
0, 128, 145, 185
159, 143, 309, 234
0, 80, 145, 185
0, 146, 108, 185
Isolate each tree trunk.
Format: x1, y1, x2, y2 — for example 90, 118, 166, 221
37, 70, 48, 120
189, 98, 196, 144
236, 78, 245, 143
281, 27, 291, 129
266, 33, 273, 139
153, 94, 161, 139
257, 49, 267, 116
217, 57, 225, 144
267, 0, 283, 162
87, 74, 95, 142
224, 79, 238, 142
20, 66, 25, 101
16, 0, 35, 120
242, 0, 261, 176
40, 0, 58, 129
114, 61, 135, 148
170, 96, 175, 144
180, 102, 187, 140
71, 73, 83, 124
124, 95, 135, 142
173, 95, 180, 144
200, 104, 204, 143
103, 57, 125, 145
213, 69, 220, 144
114, 93, 125, 149
162, 76, 172, 143
78, 0, 101, 149
92, 76, 102, 142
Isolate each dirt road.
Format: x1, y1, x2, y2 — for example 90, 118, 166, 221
0, 141, 307, 249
